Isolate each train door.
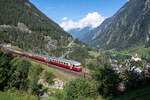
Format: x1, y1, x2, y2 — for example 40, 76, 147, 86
70, 63, 73, 69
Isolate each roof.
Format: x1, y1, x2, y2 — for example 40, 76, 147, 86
7, 47, 81, 65
23, 51, 81, 65
54, 57, 81, 65
133, 56, 140, 58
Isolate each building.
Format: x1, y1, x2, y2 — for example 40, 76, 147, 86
131, 54, 141, 62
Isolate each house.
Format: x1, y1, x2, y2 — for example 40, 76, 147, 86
146, 63, 150, 68
134, 67, 142, 73
3, 43, 11, 48
131, 54, 141, 62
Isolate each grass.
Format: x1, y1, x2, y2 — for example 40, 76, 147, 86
88, 51, 100, 58
112, 86, 150, 100
0, 91, 38, 100
120, 45, 150, 57
10, 45, 78, 82
31, 60, 75, 82
103, 46, 150, 60
11, 45, 23, 51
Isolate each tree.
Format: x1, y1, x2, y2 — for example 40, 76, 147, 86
8, 58, 31, 90
93, 64, 122, 97
28, 66, 43, 95
63, 78, 98, 100
0, 51, 14, 90
87, 61, 98, 71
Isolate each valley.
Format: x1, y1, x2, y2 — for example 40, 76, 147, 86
0, 0, 150, 100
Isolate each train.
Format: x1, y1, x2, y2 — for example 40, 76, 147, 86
4, 46, 82, 71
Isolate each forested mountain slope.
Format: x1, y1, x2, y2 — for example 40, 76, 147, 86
0, 0, 90, 63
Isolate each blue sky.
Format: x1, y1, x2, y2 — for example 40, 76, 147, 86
30, 0, 128, 31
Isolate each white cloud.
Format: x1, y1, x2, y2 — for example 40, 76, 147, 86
62, 17, 68, 21
60, 12, 105, 31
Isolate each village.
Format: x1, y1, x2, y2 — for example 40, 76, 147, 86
110, 54, 150, 77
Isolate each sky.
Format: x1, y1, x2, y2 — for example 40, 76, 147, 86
30, 0, 128, 31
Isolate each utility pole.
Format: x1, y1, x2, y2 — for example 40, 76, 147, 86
84, 59, 87, 78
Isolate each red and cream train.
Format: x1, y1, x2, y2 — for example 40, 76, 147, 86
4, 46, 82, 71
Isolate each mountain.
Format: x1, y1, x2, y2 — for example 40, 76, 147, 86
0, 0, 90, 63
83, 0, 150, 50
68, 27, 91, 40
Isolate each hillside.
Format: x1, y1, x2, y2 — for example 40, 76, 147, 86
0, 0, 90, 63
83, 0, 150, 50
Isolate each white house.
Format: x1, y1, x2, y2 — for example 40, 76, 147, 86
131, 54, 141, 62
134, 67, 142, 73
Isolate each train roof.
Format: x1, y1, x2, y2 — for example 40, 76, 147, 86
7, 47, 81, 65
52, 57, 81, 65
24, 51, 81, 65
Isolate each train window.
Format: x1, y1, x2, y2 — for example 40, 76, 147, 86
75, 65, 81, 67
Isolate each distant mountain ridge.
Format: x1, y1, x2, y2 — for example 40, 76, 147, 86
68, 26, 91, 40
68, 27, 91, 39
82, 0, 150, 50
0, 0, 90, 63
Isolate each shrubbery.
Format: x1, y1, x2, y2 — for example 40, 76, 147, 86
0, 50, 42, 95
42, 71, 55, 84
58, 78, 98, 100
93, 64, 122, 97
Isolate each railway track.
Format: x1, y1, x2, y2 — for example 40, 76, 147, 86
2, 47, 91, 78
32, 59, 91, 78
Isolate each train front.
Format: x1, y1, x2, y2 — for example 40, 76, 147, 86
73, 63, 82, 71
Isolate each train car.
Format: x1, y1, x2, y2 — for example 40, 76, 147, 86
45, 56, 82, 71
23, 52, 46, 62
6, 47, 24, 56
5, 47, 82, 71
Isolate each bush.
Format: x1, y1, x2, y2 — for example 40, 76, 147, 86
28, 66, 43, 95
42, 71, 55, 85
0, 51, 14, 90
93, 64, 122, 97
63, 78, 98, 100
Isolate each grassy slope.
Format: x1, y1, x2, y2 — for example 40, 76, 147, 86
0, 91, 38, 100
0, 58, 76, 100
103, 45, 150, 59
120, 46, 150, 57
88, 51, 100, 58
31, 61, 75, 82
1, 56, 150, 100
